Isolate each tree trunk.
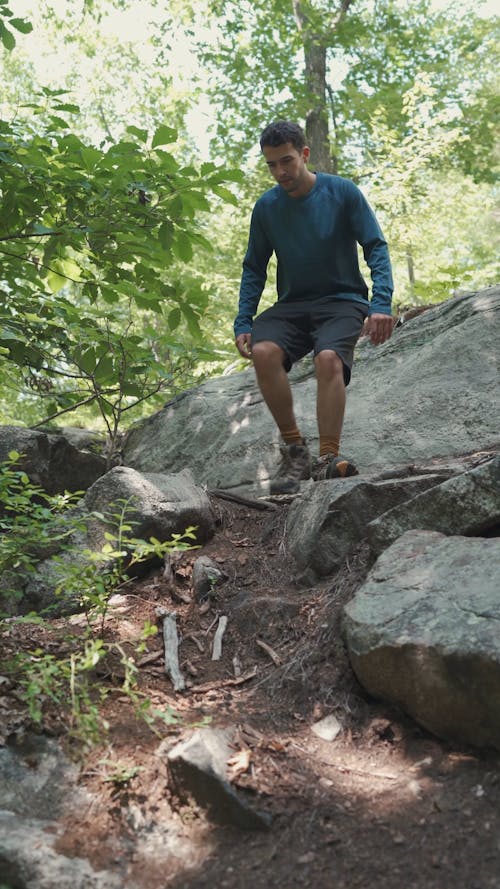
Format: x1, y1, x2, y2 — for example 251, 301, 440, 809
292, 0, 355, 173
304, 41, 332, 172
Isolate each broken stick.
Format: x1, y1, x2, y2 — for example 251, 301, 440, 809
155, 607, 185, 692
256, 638, 282, 666
211, 615, 228, 661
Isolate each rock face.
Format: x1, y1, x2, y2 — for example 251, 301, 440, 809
343, 531, 500, 750
0, 425, 106, 494
123, 287, 500, 493
0, 734, 124, 889
167, 728, 271, 830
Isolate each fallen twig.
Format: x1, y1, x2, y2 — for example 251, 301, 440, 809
155, 608, 185, 692
256, 638, 282, 666
191, 666, 258, 693
212, 615, 228, 661
184, 632, 205, 653
137, 649, 163, 668
209, 489, 277, 511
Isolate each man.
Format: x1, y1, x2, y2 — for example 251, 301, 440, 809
234, 120, 394, 494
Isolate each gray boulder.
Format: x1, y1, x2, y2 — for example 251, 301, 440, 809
0, 814, 124, 889
343, 530, 500, 750
0, 733, 125, 889
167, 727, 271, 829
286, 473, 445, 577
123, 287, 500, 493
368, 456, 500, 556
83, 465, 215, 547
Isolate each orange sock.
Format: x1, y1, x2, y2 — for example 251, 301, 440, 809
319, 436, 340, 457
280, 426, 304, 445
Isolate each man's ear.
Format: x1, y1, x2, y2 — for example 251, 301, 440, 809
303, 146, 310, 162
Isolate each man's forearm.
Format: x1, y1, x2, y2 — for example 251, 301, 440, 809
365, 239, 394, 315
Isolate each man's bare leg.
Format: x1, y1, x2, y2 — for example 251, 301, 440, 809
252, 341, 310, 491
314, 349, 358, 477
251, 341, 300, 438
314, 349, 345, 454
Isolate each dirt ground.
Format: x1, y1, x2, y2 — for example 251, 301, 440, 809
2, 493, 500, 889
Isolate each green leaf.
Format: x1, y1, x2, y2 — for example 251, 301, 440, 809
168, 307, 181, 330
74, 347, 97, 374
48, 115, 70, 130
94, 355, 114, 381
181, 302, 201, 338
121, 383, 143, 397
0, 22, 16, 50
152, 125, 177, 148
158, 220, 174, 251
210, 184, 238, 206
173, 230, 193, 262
100, 287, 119, 305
53, 103, 80, 113
9, 18, 33, 34
126, 126, 148, 143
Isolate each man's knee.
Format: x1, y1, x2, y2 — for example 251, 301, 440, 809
252, 340, 285, 369
314, 349, 344, 379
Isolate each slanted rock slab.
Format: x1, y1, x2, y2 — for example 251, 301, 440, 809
167, 727, 271, 829
343, 530, 500, 750
368, 455, 500, 556
122, 287, 500, 493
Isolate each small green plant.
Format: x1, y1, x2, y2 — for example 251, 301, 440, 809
18, 623, 159, 747
0, 459, 200, 749
101, 758, 144, 788
54, 497, 198, 631
0, 451, 83, 610
20, 639, 110, 746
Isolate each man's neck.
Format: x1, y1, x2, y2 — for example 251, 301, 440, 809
289, 170, 316, 199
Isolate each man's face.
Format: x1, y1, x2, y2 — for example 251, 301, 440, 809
262, 142, 311, 197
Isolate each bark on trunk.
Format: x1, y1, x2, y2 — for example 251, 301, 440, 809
292, 0, 355, 173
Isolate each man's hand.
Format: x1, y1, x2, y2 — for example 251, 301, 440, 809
364, 313, 394, 346
235, 332, 253, 359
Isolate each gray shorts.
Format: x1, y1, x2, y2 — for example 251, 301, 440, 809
251, 296, 367, 386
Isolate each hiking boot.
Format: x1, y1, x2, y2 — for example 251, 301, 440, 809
270, 441, 311, 494
312, 452, 359, 481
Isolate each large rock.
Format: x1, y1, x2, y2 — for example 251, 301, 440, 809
123, 287, 500, 493
286, 473, 445, 577
83, 465, 215, 547
0, 425, 106, 495
368, 456, 500, 556
167, 728, 271, 829
343, 530, 500, 750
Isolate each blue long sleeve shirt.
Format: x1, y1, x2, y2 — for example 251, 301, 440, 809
234, 172, 394, 337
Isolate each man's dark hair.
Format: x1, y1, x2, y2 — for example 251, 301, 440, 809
259, 121, 306, 152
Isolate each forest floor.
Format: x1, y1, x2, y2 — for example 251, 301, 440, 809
2, 493, 500, 889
